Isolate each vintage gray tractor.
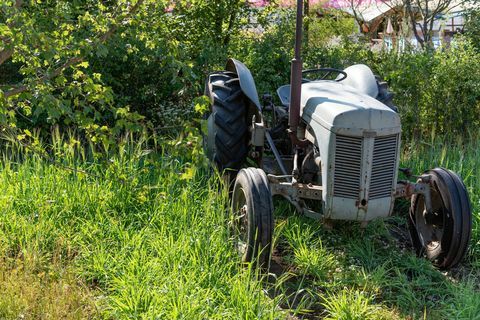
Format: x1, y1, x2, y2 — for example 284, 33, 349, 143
203, 1, 471, 269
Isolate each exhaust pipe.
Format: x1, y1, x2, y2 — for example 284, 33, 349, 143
288, 0, 308, 147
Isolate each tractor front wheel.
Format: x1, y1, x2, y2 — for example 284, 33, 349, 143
231, 168, 274, 267
409, 168, 472, 269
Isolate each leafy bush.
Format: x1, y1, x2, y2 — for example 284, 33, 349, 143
377, 39, 480, 139
0, 0, 154, 142
464, 8, 480, 51
1, 2, 479, 143
229, 8, 295, 95
0, 0, 251, 142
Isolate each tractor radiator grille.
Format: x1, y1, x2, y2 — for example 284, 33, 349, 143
369, 135, 399, 199
333, 135, 362, 199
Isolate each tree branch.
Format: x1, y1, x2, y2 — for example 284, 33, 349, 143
2, 0, 145, 99
405, 0, 424, 47
0, 0, 23, 66
0, 48, 13, 65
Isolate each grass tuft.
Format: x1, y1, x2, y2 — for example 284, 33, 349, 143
0, 132, 479, 319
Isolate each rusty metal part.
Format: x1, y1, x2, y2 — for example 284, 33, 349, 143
297, 184, 323, 200
269, 179, 322, 201
395, 180, 432, 213
288, 0, 308, 148
268, 174, 323, 219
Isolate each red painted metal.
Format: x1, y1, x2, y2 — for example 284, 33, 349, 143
288, 0, 309, 147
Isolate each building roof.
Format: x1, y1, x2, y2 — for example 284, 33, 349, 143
247, 0, 479, 24
339, 1, 395, 22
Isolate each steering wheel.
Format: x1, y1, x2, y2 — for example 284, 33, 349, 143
302, 68, 347, 82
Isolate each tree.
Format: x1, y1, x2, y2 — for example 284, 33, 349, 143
0, 0, 151, 136
464, 7, 480, 50
0, 0, 256, 140
169, 0, 250, 47
403, 0, 470, 49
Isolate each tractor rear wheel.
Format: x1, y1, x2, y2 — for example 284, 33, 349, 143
205, 71, 248, 178
409, 168, 472, 269
231, 168, 274, 267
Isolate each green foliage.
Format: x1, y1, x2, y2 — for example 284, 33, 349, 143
230, 8, 363, 97
464, 8, 480, 51
376, 39, 480, 139
0, 0, 153, 142
1, 124, 480, 319
282, 218, 336, 281
1, 4, 480, 319
2, 3, 479, 143
229, 8, 295, 95
306, 8, 357, 48
0, 0, 256, 143
322, 289, 392, 320
90, 0, 252, 127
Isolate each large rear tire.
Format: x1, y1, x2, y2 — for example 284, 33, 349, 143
205, 71, 248, 177
231, 168, 274, 267
409, 168, 472, 269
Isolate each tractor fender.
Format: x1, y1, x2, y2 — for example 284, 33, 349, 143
226, 59, 262, 111
340, 64, 379, 99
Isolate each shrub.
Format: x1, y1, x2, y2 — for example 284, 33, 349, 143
377, 39, 480, 139
464, 8, 480, 51
1, 3, 479, 143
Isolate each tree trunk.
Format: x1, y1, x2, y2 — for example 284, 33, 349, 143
223, 1, 239, 46
304, 0, 309, 50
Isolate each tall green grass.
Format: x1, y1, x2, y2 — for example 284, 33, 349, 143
0, 134, 282, 319
0, 132, 478, 319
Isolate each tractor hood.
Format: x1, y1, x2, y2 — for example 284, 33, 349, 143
301, 81, 401, 136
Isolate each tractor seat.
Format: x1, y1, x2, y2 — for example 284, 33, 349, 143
276, 85, 291, 108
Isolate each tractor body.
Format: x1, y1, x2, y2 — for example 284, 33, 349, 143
220, 59, 402, 222
299, 78, 401, 221
202, 0, 472, 269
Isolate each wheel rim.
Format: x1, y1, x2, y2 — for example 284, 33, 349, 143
410, 168, 472, 269
413, 182, 451, 261
231, 186, 249, 259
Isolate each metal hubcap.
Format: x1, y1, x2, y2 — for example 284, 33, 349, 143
232, 188, 249, 258
415, 185, 446, 259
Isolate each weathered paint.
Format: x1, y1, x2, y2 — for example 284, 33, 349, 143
226, 59, 262, 111
301, 65, 401, 221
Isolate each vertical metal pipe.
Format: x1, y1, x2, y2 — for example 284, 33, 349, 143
288, 0, 307, 147
293, 0, 303, 61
